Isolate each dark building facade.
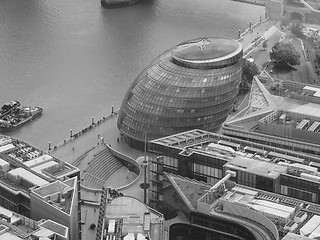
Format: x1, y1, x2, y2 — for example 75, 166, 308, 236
147, 130, 320, 212
117, 37, 243, 150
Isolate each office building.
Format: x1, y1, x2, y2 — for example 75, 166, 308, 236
222, 76, 320, 155
0, 205, 69, 240
117, 37, 243, 150
0, 135, 81, 240
165, 172, 320, 239
148, 129, 320, 212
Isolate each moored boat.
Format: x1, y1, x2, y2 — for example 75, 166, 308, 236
0, 101, 20, 116
0, 104, 43, 132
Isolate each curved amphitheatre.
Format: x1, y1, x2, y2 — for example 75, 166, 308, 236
78, 145, 141, 190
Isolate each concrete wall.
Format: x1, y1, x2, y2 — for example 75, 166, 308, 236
30, 183, 78, 240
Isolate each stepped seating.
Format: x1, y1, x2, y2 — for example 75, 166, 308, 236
83, 148, 123, 188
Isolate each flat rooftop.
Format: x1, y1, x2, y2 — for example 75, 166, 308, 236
224, 156, 288, 179
0, 135, 79, 193
31, 177, 76, 215
32, 181, 70, 197
0, 206, 69, 240
39, 220, 68, 238
102, 195, 164, 240
172, 37, 241, 62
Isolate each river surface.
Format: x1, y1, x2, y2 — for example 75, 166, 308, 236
0, 0, 264, 150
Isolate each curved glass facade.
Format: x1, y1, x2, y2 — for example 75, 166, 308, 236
118, 37, 243, 149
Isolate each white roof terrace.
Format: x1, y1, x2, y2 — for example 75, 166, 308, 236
8, 167, 49, 187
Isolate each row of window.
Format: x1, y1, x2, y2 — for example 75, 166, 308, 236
158, 58, 242, 78
280, 185, 317, 203
162, 156, 179, 168
223, 128, 320, 156
172, 51, 243, 70
234, 171, 257, 188
137, 76, 240, 99
149, 62, 242, 87
121, 105, 231, 135
131, 85, 239, 110
118, 108, 230, 141
193, 163, 223, 179
125, 95, 235, 121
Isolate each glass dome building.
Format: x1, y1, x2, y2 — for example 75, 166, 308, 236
118, 37, 243, 150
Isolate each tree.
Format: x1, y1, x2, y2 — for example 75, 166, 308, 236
241, 59, 260, 90
315, 51, 320, 65
262, 40, 268, 50
291, 20, 304, 38
280, 18, 289, 27
270, 42, 301, 68
90, 223, 96, 230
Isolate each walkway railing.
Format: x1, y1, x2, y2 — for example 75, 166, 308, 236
48, 107, 119, 153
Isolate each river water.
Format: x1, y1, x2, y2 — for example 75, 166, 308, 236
0, 0, 264, 150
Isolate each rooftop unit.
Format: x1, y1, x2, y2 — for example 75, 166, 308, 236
284, 220, 298, 232
308, 121, 320, 132
279, 114, 287, 124
8, 167, 49, 187
294, 211, 308, 223
300, 214, 320, 236
296, 119, 310, 130
0, 143, 15, 153
0, 158, 9, 172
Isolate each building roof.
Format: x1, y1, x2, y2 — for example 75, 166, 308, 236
8, 167, 49, 187
24, 154, 53, 168
0, 232, 23, 240
290, 103, 320, 118
31, 161, 59, 175
0, 143, 15, 152
166, 171, 320, 240
0, 135, 79, 193
303, 86, 320, 97
0, 157, 8, 166
282, 232, 311, 240
224, 76, 320, 147
118, 37, 243, 145
0, 206, 21, 224
165, 173, 214, 210
102, 195, 163, 240
31, 177, 76, 215
39, 220, 68, 238
172, 37, 241, 63
224, 156, 288, 179
32, 181, 70, 198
